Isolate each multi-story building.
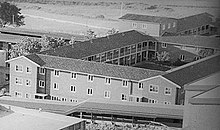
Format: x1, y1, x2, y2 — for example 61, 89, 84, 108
119, 13, 178, 37
119, 12, 219, 37
6, 54, 182, 105
41, 30, 159, 66
156, 35, 220, 62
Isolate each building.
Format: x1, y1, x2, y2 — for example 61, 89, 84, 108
162, 54, 220, 105
0, 103, 85, 130
119, 12, 219, 37
182, 71, 220, 130
6, 53, 182, 105
155, 35, 220, 62
40, 30, 159, 66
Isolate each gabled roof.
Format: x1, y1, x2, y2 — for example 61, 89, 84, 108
65, 98, 184, 119
119, 13, 177, 23
155, 35, 220, 49
163, 54, 220, 87
177, 12, 214, 32
25, 54, 165, 81
189, 85, 220, 105
40, 30, 156, 59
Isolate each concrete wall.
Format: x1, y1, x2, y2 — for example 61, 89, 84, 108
9, 57, 38, 99
183, 105, 220, 130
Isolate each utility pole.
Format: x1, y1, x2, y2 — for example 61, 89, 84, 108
120, 2, 123, 17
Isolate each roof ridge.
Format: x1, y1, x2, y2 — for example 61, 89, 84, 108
166, 54, 220, 73
37, 54, 164, 73
120, 13, 177, 19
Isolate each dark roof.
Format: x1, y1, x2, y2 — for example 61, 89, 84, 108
177, 12, 214, 32
155, 35, 220, 49
163, 54, 220, 86
26, 54, 164, 81
40, 30, 157, 59
25, 54, 46, 66
132, 61, 171, 71
65, 99, 184, 119
119, 13, 177, 23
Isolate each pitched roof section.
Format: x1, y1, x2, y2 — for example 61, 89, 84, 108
155, 35, 220, 49
163, 54, 220, 86
177, 12, 214, 32
40, 30, 156, 59
119, 13, 177, 23
65, 98, 183, 119
26, 54, 164, 81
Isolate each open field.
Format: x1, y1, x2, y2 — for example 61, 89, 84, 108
10, 0, 220, 35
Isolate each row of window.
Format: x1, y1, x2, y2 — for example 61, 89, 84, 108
51, 96, 78, 102
162, 22, 176, 30
15, 77, 31, 86
149, 85, 172, 95
15, 91, 30, 99
15, 65, 32, 73
132, 23, 148, 29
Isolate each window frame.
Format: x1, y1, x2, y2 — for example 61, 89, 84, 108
54, 70, 60, 77
149, 84, 159, 93
121, 93, 127, 101
180, 55, 185, 61
138, 82, 143, 89
39, 68, 45, 75
132, 22, 137, 28
88, 75, 94, 82
70, 85, 76, 93
53, 82, 59, 90
105, 77, 111, 85
164, 87, 172, 95
15, 91, 22, 98
15, 77, 23, 85
161, 43, 167, 48
39, 80, 45, 88
71, 72, 77, 79
122, 80, 128, 87
26, 66, 32, 74
87, 88, 93, 96
15, 64, 23, 72
104, 91, 111, 98
25, 79, 31, 87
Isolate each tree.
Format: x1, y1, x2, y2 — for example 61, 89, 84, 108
86, 29, 97, 39
156, 51, 170, 62
106, 28, 119, 35
0, 2, 25, 27
198, 48, 214, 58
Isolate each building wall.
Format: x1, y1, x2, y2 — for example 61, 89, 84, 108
141, 76, 178, 105
183, 104, 220, 130
190, 72, 220, 86
119, 20, 160, 37
157, 42, 198, 62
160, 19, 178, 35
9, 57, 38, 99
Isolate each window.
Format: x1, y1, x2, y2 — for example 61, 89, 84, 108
39, 80, 45, 88
70, 99, 78, 102
132, 23, 137, 28
121, 94, 127, 101
88, 75, 94, 82
15, 77, 22, 85
15, 92, 22, 98
173, 22, 176, 27
104, 91, 110, 98
138, 83, 143, 89
148, 98, 158, 104
26, 79, 31, 86
180, 55, 185, 61
136, 97, 140, 102
53, 83, 59, 90
39, 68, 45, 75
71, 73, 77, 79
149, 84, 159, 93
25, 93, 31, 99
122, 80, 128, 87
61, 97, 67, 102
164, 87, 172, 95
168, 23, 171, 29
54, 70, 60, 76
161, 43, 167, 48
15, 65, 23, 72
164, 101, 171, 105
87, 88, 93, 95
162, 24, 165, 30
70, 85, 76, 93
26, 66, 31, 73
142, 24, 147, 29
105, 78, 111, 85
180, 45, 186, 50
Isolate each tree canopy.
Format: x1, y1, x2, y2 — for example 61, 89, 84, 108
0, 2, 25, 27
9, 36, 70, 59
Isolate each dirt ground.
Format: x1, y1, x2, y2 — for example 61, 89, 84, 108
13, 0, 220, 35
